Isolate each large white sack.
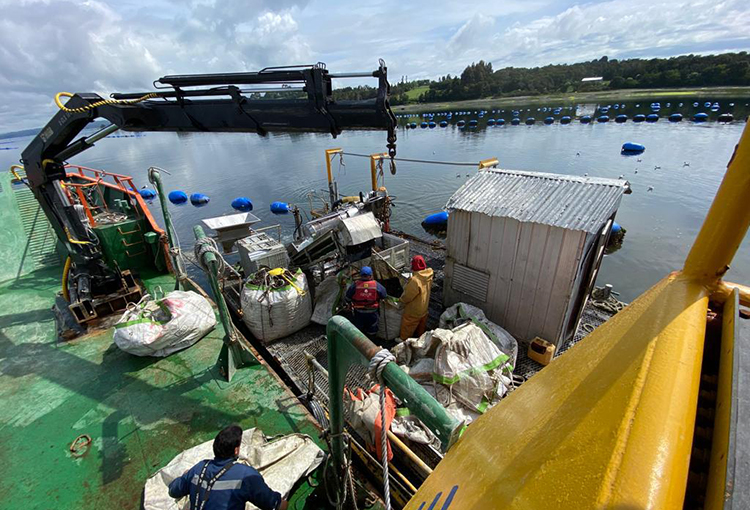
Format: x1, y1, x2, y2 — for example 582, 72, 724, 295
241, 269, 312, 342
377, 296, 404, 341
310, 274, 341, 325
440, 302, 519, 369
113, 291, 216, 357
143, 428, 324, 510
433, 322, 512, 414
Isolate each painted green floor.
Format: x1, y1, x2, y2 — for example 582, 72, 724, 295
0, 265, 326, 509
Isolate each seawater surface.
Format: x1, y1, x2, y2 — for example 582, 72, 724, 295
1, 100, 747, 303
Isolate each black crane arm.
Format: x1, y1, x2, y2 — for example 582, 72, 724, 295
19, 61, 397, 316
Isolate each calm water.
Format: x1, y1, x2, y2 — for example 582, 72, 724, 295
1, 98, 748, 302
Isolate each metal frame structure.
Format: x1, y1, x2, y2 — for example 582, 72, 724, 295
18, 61, 397, 321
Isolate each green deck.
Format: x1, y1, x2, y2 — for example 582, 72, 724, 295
0, 173, 325, 509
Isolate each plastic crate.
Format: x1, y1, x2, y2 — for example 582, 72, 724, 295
237, 233, 289, 275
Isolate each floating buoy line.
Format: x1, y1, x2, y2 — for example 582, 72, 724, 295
398, 100, 741, 129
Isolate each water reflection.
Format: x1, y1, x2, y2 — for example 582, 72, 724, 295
1, 95, 747, 303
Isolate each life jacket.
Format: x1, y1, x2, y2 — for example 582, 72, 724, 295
352, 280, 380, 310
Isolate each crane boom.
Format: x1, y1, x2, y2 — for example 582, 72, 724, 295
19, 60, 397, 320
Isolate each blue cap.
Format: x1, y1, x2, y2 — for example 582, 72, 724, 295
360, 266, 373, 277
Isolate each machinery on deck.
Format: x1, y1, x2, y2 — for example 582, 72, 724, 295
19, 61, 397, 323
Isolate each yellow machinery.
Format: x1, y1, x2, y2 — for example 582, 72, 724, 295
404, 122, 750, 509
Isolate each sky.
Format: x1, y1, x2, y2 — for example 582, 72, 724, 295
0, 0, 748, 132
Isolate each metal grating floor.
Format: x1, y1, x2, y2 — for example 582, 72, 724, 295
513, 301, 619, 380
265, 330, 445, 469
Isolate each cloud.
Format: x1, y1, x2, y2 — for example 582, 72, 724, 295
0, 0, 747, 132
485, 0, 750, 68
447, 13, 496, 59
0, 0, 311, 131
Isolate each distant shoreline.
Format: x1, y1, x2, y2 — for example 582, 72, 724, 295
392, 86, 750, 113
3, 87, 748, 138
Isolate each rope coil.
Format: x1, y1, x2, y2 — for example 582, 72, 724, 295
54, 91, 157, 114
368, 348, 396, 510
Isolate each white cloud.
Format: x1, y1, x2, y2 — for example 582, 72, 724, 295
447, 13, 496, 59
0, 0, 747, 132
485, 0, 750, 68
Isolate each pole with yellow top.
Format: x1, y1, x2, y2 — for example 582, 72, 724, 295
325, 148, 342, 207
369, 152, 389, 191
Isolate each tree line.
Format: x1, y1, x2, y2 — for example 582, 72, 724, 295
330, 52, 750, 104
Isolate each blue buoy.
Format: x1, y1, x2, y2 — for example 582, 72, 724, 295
621, 142, 646, 154
615, 114, 627, 123
439, 120, 448, 127
560, 116, 571, 124
139, 188, 157, 200
469, 119, 478, 125
231, 197, 253, 212
646, 114, 659, 122
420, 122, 428, 128
666, 103, 671, 107
410, 122, 417, 129
487, 119, 495, 126
270, 201, 291, 214
457, 120, 466, 127
423, 211, 449, 226
580, 115, 592, 124
633, 114, 646, 123
611, 222, 622, 234
693, 102, 699, 107
428, 121, 436, 128
544, 117, 554, 125
669, 113, 683, 122
693, 112, 709, 122
511, 118, 521, 125
190, 193, 210, 207
496, 118, 506, 125
704, 101, 711, 108
168, 190, 188, 205
525, 117, 536, 125
597, 115, 609, 123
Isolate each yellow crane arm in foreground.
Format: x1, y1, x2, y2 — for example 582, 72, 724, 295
405, 122, 750, 510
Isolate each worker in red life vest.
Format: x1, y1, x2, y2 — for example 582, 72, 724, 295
345, 266, 387, 336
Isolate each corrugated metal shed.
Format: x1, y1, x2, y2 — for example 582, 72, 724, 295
444, 168, 629, 347
446, 169, 629, 233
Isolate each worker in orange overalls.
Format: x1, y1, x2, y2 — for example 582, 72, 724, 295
399, 255, 434, 340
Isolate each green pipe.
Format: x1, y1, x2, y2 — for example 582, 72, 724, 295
194, 225, 254, 380
148, 167, 186, 286
326, 315, 462, 486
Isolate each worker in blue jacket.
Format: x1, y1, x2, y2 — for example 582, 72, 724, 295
345, 266, 387, 336
168, 425, 287, 510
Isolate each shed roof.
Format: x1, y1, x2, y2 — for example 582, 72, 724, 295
446, 169, 629, 233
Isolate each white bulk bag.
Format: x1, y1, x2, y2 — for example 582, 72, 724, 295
241, 269, 312, 342
433, 322, 512, 414
143, 428, 324, 510
440, 302, 519, 369
113, 291, 216, 357
377, 296, 404, 341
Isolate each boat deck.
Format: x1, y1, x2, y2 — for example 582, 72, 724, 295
0, 172, 325, 509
